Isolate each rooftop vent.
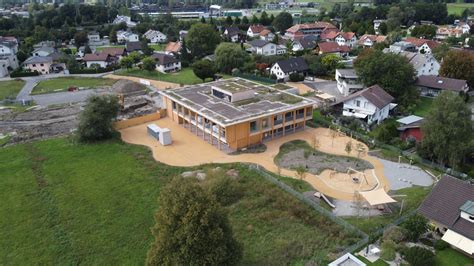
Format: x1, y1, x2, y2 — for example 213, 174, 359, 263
437, 80, 444, 84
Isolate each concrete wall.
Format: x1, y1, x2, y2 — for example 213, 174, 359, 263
114, 112, 161, 130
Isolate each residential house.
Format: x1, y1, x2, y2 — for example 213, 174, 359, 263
23, 56, 53, 74
276, 45, 288, 55
285, 22, 337, 39
33, 41, 55, 49
165, 41, 182, 55
396, 115, 424, 142
335, 32, 357, 48
270, 57, 309, 81
101, 47, 127, 60
143, 30, 167, 43
418, 176, 474, 257
113, 15, 137, 28
373, 19, 386, 34
317, 42, 351, 57
404, 37, 441, 54
151, 52, 181, 73
386, 41, 417, 53
335, 69, 364, 96
0, 36, 19, 77
358, 34, 387, 47
117, 31, 139, 44
336, 85, 395, 124
83, 53, 116, 68
159, 78, 315, 150
259, 29, 275, 41
399, 51, 440, 76
32, 46, 55, 57
247, 40, 277, 56
87, 31, 101, 43
247, 24, 265, 38
436, 25, 466, 40
292, 35, 318, 52
223, 26, 240, 43
126, 41, 143, 53
415, 75, 469, 97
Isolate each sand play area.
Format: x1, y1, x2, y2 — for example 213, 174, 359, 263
120, 117, 391, 201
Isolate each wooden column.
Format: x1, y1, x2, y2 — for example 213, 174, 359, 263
202, 117, 205, 140
282, 112, 286, 136
210, 123, 213, 145
271, 114, 275, 139
293, 110, 296, 133
218, 126, 221, 150
303, 108, 307, 129
195, 113, 198, 135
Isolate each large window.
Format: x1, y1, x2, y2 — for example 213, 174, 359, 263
274, 114, 283, 125
262, 118, 269, 129
172, 101, 177, 110
250, 120, 259, 133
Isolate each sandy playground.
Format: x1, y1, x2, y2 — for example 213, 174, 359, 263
120, 117, 391, 201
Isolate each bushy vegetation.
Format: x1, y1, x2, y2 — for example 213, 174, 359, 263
401, 246, 435, 266
401, 214, 428, 242
77, 95, 120, 142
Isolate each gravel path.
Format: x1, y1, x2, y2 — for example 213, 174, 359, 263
379, 158, 434, 190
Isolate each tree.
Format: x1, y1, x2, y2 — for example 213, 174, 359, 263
242, 16, 249, 25
128, 51, 142, 64
295, 165, 307, 180
419, 92, 473, 168
186, 23, 221, 59
84, 44, 92, 54
179, 38, 193, 67
120, 56, 134, 70
432, 43, 450, 61
401, 246, 434, 266
260, 11, 270, 25
321, 54, 344, 75
439, 50, 474, 87
401, 214, 428, 242
378, 22, 388, 35
468, 38, 474, 48
355, 143, 365, 158
141, 38, 153, 56
192, 60, 217, 82
77, 95, 119, 142
215, 43, 249, 74
272, 12, 293, 32
146, 177, 242, 265
225, 16, 233, 25
411, 25, 437, 39
142, 56, 156, 72
345, 141, 352, 155
354, 49, 416, 106
74, 31, 88, 48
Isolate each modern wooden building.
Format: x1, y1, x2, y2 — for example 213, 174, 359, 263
160, 78, 315, 151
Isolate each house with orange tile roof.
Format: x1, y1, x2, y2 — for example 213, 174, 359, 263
404, 37, 441, 54
317, 42, 351, 57
259, 29, 275, 41
165, 41, 182, 55
358, 34, 387, 47
247, 24, 265, 38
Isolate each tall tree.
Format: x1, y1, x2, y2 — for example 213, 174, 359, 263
146, 178, 242, 265
419, 92, 473, 168
74, 31, 88, 48
215, 43, 250, 74
142, 56, 156, 72
272, 12, 293, 32
439, 50, 474, 87
260, 11, 270, 25
354, 49, 416, 106
186, 23, 221, 59
77, 95, 119, 142
192, 60, 217, 82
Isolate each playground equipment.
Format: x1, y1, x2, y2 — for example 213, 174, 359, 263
314, 192, 336, 208
347, 167, 369, 185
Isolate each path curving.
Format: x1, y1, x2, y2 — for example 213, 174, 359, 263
119, 117, 391, 201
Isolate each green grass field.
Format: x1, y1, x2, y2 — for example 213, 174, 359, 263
413, 97, 434, 117
117, 68, 231, 85
434, 247, 474, 266
148, 43, 166, 51
32, 77, 117, 95
447, 3, 474, 15
0, 80, 25, 100
94, 45, 125, 52
0, 138, 361, 264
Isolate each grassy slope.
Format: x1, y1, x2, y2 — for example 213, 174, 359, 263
0, 138, 360, 264
117, 68, 232, 85
413, 97, 434, 117
0, 80, 25, 100
32, 77, 117, 95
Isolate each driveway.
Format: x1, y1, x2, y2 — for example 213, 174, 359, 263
120, 117, 391, 201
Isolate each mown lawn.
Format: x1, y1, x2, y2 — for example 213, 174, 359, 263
148, 43, 166, 51
32, 77, 117, 95
435, 247, 473, 266
0, 138, 361, 264
413, 97, 434, 117
95, 45, 125, 52
447, 2, 474, 15
117, 68, 231, 85
0, 80, 25, 100
344, 186, 432, 233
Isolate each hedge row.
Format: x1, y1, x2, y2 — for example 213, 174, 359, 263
10, 71, 40, 78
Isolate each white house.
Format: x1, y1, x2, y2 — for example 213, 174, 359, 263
117, 31, 139, 43
358, 34, 387, 47
32, 46, 55, 57
83, 53, 115, 68
335, 32, 357, 48
143, 30, 167, 43
247, 24, 265, 38
223, 26, 240, 43
338, 85, 395, 125
259, 29, 275, 41
0, 36, 19, 76
113, 15, 137, 28
151, 53, 181, 73
335, 69, 364, 96
247, 40, 276, 56
270, 57, 309, 81
88, 32, 101, 43
404, 37, 441, 54
373, 19, 386, 34
399, 51, 440, 76
292, 35, 318, 52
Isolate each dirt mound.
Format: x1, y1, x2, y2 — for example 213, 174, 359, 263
112, 80, 147, 96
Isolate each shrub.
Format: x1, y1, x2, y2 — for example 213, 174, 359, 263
383, 226, 407, 243
401, 214, 428, 242
10, 70, 39, 77
205, 175, 243, 206
77, 95, 120, 142
434, 240, 450, 250
380, 240, 396, 261
401, 246, 434, 266
289, 72, 304, 82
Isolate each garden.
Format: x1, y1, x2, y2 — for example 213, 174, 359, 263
0, 137, 363, 264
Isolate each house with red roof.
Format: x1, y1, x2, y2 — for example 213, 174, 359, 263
317, 42, 351, 57
358, 34, 387, 47
247, 24, 265, 38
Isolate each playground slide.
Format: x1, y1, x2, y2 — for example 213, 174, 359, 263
314, 192, 336, 209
